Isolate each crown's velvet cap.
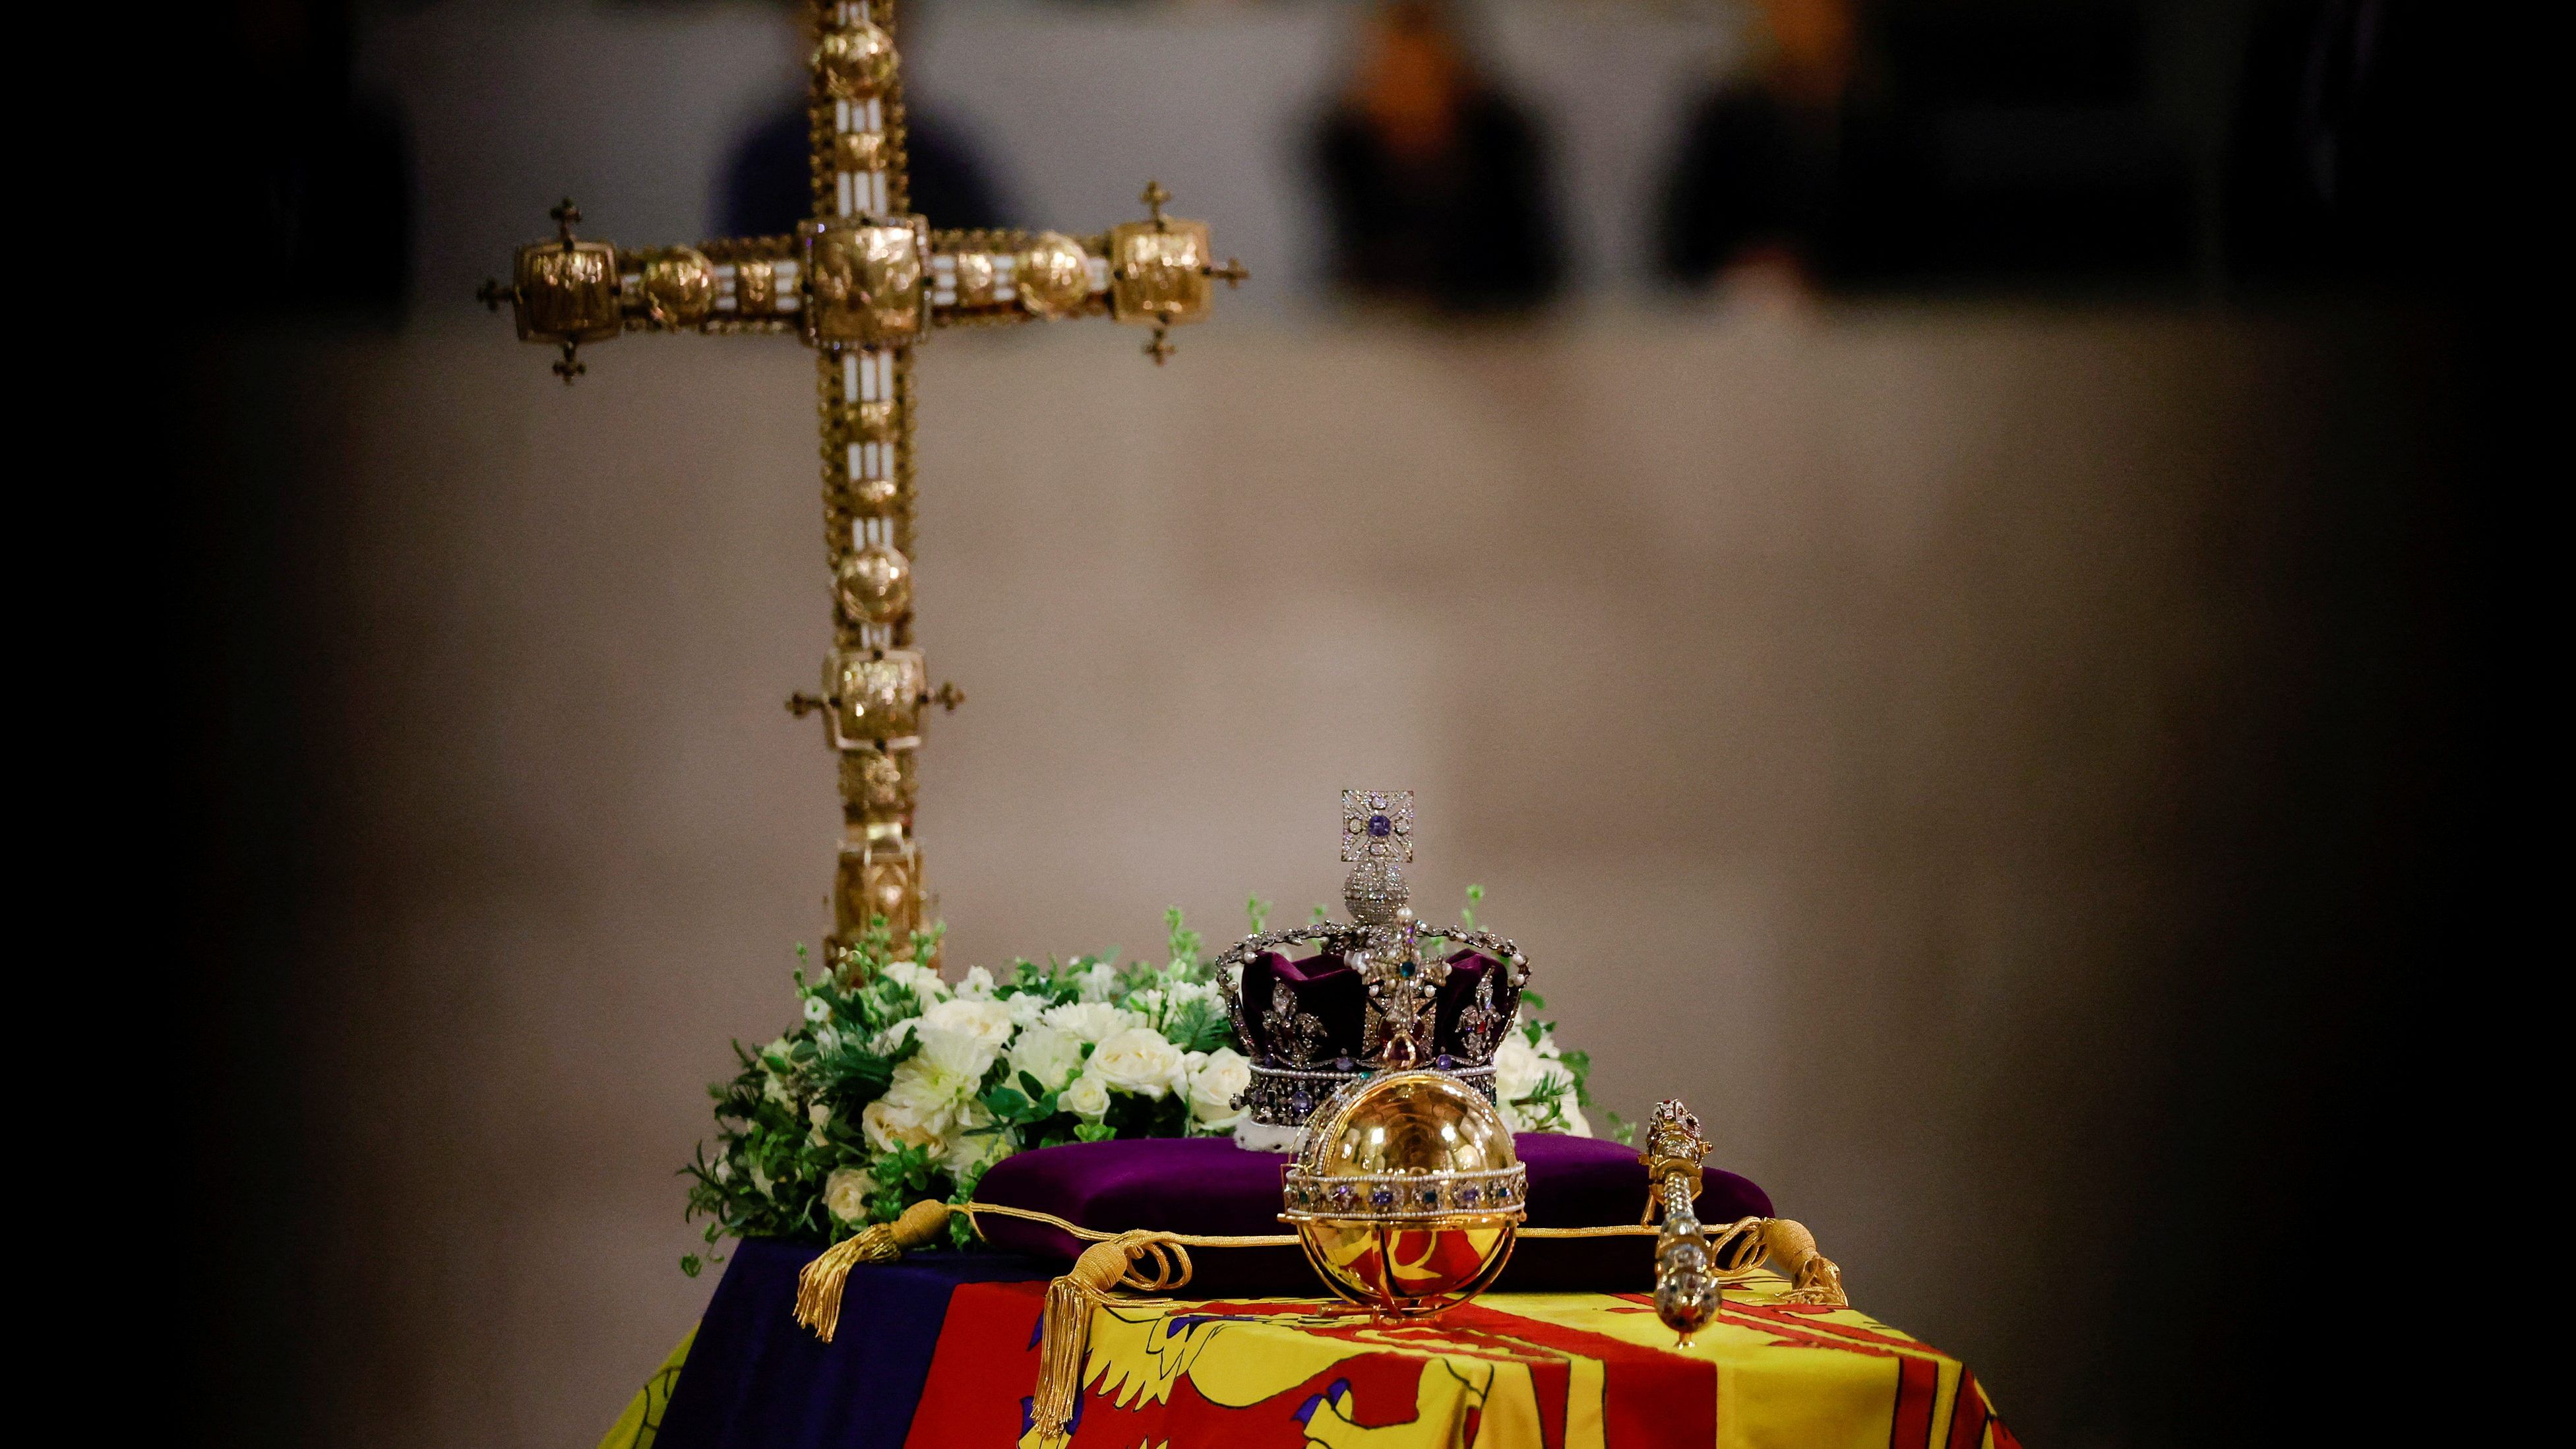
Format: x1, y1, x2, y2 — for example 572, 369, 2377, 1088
1239, 947, 1521, 1070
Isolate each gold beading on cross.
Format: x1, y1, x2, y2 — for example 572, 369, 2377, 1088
474, 1, 1248, 964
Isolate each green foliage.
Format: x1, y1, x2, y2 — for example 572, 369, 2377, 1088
678, 889, 1622, 1272
681, 910, 1238, 1270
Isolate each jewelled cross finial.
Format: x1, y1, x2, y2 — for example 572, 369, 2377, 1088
1341, 789, 1415, 863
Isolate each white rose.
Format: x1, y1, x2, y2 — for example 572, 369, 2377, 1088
1059, 1070, 1112, 1120
909, 1024, 1000, 1097
1043, 1001, 1138, 1044
957, 964, 997, 999
1004, 991, 1049, 1026
1006, 1024, 1086, 1094
921, 995, 1016, 1053
1554, 1101, 1593, 1138
1492, 1033, 1545, 1101
1186, 1046, 1252, 1128
824, 1166, 876, 1223
942, 1102, 1014, 1178
881, 960, 950, 1002
863, 1095, 946, 1156
1089, 1026, 1187, 1099
1076, 963, 1120, 1002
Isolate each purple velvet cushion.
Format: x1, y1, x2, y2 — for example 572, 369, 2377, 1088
972, 1134, 1771, 1296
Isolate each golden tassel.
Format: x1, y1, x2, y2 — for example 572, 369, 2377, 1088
793, 1199, 954, 1342
1762, 1218, 1849, 1306
1029, 1231, 1192, 1441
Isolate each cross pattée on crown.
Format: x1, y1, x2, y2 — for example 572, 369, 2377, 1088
1342, 789, 1415, 863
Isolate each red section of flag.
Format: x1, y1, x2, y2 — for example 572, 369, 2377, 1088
904, 1281, 1047, 1449
1945, 1369, 1993, 1449
1436, 1301, 1717, 1447
1889, 1354, 1941, 1449
907, 1289, 1758, 1449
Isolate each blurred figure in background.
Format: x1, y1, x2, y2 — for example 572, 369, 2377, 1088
1653, 0, 1854, 290
1314, 0, 1562, 314
208, 0, 412, 317
719, 0, 1013, 237
2224, 0, 2474, 288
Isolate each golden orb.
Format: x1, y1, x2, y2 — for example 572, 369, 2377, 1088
1280, 1070, 1525, 1319
1016, 232, 1093, 319
816, 19, 900, 100
836, 543, 913, 625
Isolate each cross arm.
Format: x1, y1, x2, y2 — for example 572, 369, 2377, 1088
479, 187, 1249, 376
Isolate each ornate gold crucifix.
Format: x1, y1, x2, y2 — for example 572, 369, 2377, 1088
478, 1, 1244, 960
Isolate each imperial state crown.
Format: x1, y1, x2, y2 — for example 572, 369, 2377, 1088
1216, 790, 1531, 1132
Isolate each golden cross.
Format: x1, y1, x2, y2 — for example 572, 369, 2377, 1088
477, 1, 1246, 962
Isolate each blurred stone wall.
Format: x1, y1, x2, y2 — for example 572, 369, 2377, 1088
363, 0, 1743, 310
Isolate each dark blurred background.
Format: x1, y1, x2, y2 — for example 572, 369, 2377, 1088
162, 1, 2523, 1446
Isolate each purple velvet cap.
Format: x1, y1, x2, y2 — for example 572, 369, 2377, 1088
1239, 949, 1521, 1070
973, 1133, 1771, 1296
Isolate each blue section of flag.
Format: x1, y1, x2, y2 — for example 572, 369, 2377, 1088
653, 1240, 1053, 1449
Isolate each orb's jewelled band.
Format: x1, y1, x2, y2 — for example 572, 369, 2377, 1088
1279, 1163, 1529, 1221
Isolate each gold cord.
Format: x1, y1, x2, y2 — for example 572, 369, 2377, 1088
792, 1198, 953, 1341
958, 1198, 1678, 1246
961, 1200, 1299, 1247
801, 1194, 1844, 1441
1031, 1231, 1194, 1438
1762, 1218, 1850, 1306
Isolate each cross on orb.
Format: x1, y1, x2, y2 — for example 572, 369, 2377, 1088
477, 1, 1248, 966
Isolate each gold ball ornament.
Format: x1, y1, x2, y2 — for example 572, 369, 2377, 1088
1016, 232, 1093, 319
836, 543, 913, 625
639, 248, 716, 327
1281, 1070, 1526, 1319
835, 129, 888, 173
816, 18, 900, 100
